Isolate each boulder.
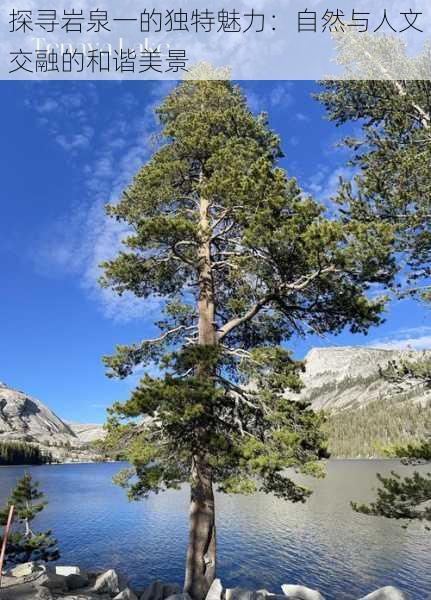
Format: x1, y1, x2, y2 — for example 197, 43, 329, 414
55, 565, 82, 576
164, 594, 192, 600
163, 583, 182, 599
141, 580, 164, 600
114, 589, 139, 600
281, 585, 325, 600
0, 581, 52, 600
57, 595, 111, 600
36, 589, 54, 600
206, 579, 223, 600
225, 589, 255, 600
93, 569, 121, 595
358, 587, 409, 600
9, 562, 40, 577
66, 572, 90, 590
38, 571, 68, 591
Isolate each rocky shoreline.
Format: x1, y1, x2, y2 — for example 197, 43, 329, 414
0, 562, 409, 600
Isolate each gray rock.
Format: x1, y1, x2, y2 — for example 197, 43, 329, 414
358, 587, 409, 600
141, 580, 164, 600
206, 579, 223, 600
255, 593, 284, 600
56, 565, 82, 576
38, 572, 68, 591
93, 569, 120, 595
9, 561, 39, 577
293, 346, 431, 414
163, 594, 192, 600
36, 589, 54, 600
281, 585, 325, 600
163, 584, 182, 599
114, 589, 139, 600
57, 596, 111, 600
66, 573, 90, 590
225, 588, 255, 600
0, 581, 52, 600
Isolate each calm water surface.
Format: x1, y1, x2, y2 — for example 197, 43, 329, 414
0, 460, 429, 600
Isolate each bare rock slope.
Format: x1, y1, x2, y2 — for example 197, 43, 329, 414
0, 381, 105, 461
297, 346, 431, 412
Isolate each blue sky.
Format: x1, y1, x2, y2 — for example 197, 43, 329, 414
1, 80, 429, 423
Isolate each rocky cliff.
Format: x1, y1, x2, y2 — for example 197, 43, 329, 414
0, 381, 105, 462
296, 346, 431, 457
297, 346, 431, 412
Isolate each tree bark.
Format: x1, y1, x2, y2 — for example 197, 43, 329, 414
184, 187, 217, 600
184, 454, 216, 600
197, 194, 215, 347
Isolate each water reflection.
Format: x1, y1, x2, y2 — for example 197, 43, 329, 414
0, 460, 429, 599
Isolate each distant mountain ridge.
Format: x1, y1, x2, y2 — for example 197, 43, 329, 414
298, 346, 431, 412
1, 345, 430, 461
296, 346, 431, 457
0, 381, 105, 462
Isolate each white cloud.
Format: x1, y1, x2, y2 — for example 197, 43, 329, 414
35, 98, 59, 113
269, 83, 293, 108
367, 327, 431, 351
55, 126, 94, 151
304, 164, 355, 208
242, 81, 294, 114
29, 82, 173, 321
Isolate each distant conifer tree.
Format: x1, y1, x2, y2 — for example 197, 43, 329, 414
0, 473, 59, 566
0, 441, 52, 466
352, 360, 431, 529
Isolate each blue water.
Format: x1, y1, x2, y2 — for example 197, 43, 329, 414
0, 461, 429, 599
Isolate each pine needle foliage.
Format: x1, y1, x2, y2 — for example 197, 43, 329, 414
0, 473, 59, 566
100, 79, 395, 598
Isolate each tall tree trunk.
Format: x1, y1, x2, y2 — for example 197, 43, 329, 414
184, 188, 217, 600
184, 454, 216, 600
197, 194, 215, 347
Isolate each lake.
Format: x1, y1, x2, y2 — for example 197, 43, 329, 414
0, 460, 429, 599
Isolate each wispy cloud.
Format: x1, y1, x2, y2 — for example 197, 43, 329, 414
56, 127, 94, 151
28, 81, 174, 321
242, 81, 294, 114
304, 164, 353, 205
368, 327, 431, 351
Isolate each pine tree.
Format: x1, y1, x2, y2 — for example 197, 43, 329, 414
101, 79, 395, 599
352, 359, 431, 528
316, 79, 431, 301
0, 473, 59, 566
316, 75, 431, 529
0, 441, 52, 466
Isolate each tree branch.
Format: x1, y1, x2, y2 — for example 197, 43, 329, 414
217, 294, 273, 342
217, 265, 339, 341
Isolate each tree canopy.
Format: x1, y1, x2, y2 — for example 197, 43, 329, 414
352, 357, 431, 529
317, 79, 431, 301
317, 76, 431, 529
101, 78, 396, 599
